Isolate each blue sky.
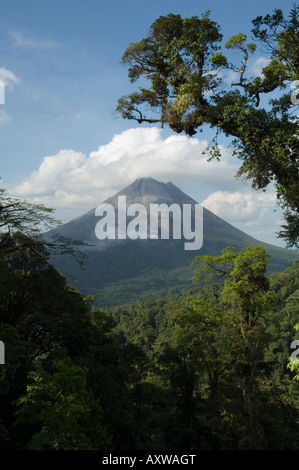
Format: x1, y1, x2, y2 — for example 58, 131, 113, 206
0, 0, 297, 247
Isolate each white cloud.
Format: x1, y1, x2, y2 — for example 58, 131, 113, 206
15, 149, 87, 198
11, 127, 240, 209
248, 56, 270, 78
203, 190, 257, 221
9, 31, 59, 50
8, 127, 284, 245
203, 187, 284, 243
203, 186, 279, 221
0, 67, 18, 90
214, 56, 270, 88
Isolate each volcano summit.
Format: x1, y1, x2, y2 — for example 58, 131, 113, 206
45, 178, 298, 306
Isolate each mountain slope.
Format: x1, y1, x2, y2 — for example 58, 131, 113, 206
46, 177, 298, 306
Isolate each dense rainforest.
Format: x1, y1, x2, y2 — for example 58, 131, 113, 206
0, 189, 298, 450
1, 4, 299, 450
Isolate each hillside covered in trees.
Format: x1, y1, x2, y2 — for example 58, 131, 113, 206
46, 177, 299, 308
1, 3, 299, 452
0, 185, 298, 450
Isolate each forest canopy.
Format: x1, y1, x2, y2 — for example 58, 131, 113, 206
0, 4, 299, 452
116, 6, 299, 248
0, 180, 299, 450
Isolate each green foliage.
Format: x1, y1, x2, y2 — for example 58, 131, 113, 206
116, 11, 223, 136
0, 184, 298, 450
116, 7, 299, 247
0, 187, 56, 237
15, 358, 111, 450
0, 232, 92, 363
114, 250, 299, 450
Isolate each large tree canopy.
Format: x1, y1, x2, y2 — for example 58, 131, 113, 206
116, 7, 299, 248
0, 185, 86, 264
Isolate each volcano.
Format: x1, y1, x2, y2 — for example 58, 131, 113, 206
45, 177, 298, 306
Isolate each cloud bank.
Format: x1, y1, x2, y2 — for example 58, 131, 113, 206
10, 127, 238, 205
8, 127, 283, 244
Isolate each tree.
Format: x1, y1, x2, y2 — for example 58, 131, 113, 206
116, 7, 299, 248
0, 187, 96, 448
191, 246, 284, 449
0, 324, 27, 449
15, 358, 111, 450
0, 185, 86, 264
0, 231, 93, 364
